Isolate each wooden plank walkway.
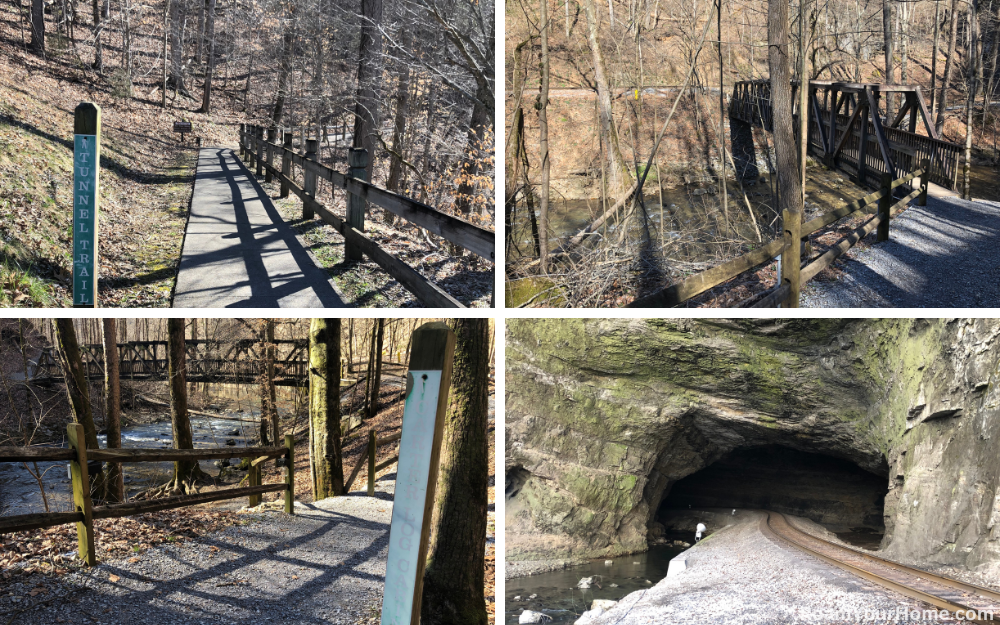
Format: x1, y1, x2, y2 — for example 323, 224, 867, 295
802, 195, 1000, 307
173, 148, 347, 308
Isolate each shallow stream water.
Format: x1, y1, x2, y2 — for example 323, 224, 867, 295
505, 543, 687, 624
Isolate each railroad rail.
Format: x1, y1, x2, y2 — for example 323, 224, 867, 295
761, 511, 1000, 623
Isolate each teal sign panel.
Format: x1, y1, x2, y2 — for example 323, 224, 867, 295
381, 370, 444, 625
73, 134, 99, 306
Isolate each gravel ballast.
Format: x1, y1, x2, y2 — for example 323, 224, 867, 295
572, 511, 951, 625
802, 194, 1000, 307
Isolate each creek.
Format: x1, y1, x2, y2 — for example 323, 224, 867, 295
505, 542, 687, 624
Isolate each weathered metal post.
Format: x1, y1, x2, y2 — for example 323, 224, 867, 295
346, 148, 369, 261
919, 158, 930, 206
367, 429, 376, 496
68, 423, 96, 565
281, 133, 292, 199
73, 102, 101, 308
380, 322, 456, 625
878, 173, 892, 242
284, 433, 295, 514
303, 139, 318, 220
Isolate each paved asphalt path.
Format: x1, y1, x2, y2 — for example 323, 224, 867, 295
173, 148, 347, 307
802, 194, 1000, 308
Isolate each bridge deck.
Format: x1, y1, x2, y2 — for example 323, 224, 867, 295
802, 195, 1000, 307
173, 148, 348, 308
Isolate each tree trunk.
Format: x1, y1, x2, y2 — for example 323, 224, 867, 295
168, 0, 186, 94
309, 319, 344, 500
102, 319, 123, 503
420, 81, 438, 203
420, 319, 490, 625
539, 0, 551, 272
55, 320, 106, 498
272, 26, 294, 124
196, 0, 205, 64
259, 319, 277, 448
931, 0, 942, 115
769, 0, 803, 305
198, 0, 217, 113
161, 0, 168, 108
938, 0, 961, 134
582, 0, 633, 198
367, 320, 384, 419
352, 0, 384, 182
55, 320, 100, 455
29, 0, 45, 55
168, 318, 200, 493
882, 0, 896, 116
92, 0, 103, 72
964, 0, 981, 200
386, 31, 412, 205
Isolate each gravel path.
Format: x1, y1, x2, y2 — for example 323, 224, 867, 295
802, 194, 1000, 307
2, 480, 398, 625
573, 511, 944, 625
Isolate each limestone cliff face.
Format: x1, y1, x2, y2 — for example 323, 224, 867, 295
505, 318, 1000, 579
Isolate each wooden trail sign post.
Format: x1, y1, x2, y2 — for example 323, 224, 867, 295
73, 103, 101, 308
380, 322, 456, 625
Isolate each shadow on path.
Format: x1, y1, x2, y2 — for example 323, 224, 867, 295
173, 148, 348, 308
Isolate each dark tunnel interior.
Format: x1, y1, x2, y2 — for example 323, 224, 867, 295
657, 445, 889, 534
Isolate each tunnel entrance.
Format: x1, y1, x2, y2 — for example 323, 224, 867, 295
657, 445, 888, 537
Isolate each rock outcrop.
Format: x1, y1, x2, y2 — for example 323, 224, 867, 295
505, 318, 1000, 580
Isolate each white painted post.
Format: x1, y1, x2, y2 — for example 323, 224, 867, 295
380, 322, 456, 625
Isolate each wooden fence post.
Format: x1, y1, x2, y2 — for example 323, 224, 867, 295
878, 173, 892, 242
367, 429, 376, 496
255, 127, 264, 177
239, 123, 245, 158
265, 127, 276, 183
67, 423, 96, 565
919, 158, 930, 206
780, 209, 800, 308
281, 133, 292, 199
346, 148, 369, 261
284, 433, 295, 514
304, 139, 318, 220
249, 458, 261, 507
73, 102, 101, 308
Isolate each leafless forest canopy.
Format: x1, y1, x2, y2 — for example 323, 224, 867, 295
506, 0, 1000, 306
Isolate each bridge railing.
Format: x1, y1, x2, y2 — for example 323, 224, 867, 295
628, 163, 928, 308
239, 124, 495, 308
0, 425, 294, 565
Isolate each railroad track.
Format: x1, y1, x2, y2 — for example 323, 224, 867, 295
760, 511, 1000, 623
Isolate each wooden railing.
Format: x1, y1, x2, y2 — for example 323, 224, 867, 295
628, 163, 929, 308
343, 430, 401, 495
239, 124, 495, 308
0, 424, 294, 565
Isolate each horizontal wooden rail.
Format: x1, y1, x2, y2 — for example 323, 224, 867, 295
629, 167, 925, 308
86, 446, 287, 463
0, 425, 295, 563
242, 129, 494, 261
0, 447, 76, 462
250, 146, 464, 308
373, 455, 399, 473
0, 511, 84, 535
92, 484, 287, 520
